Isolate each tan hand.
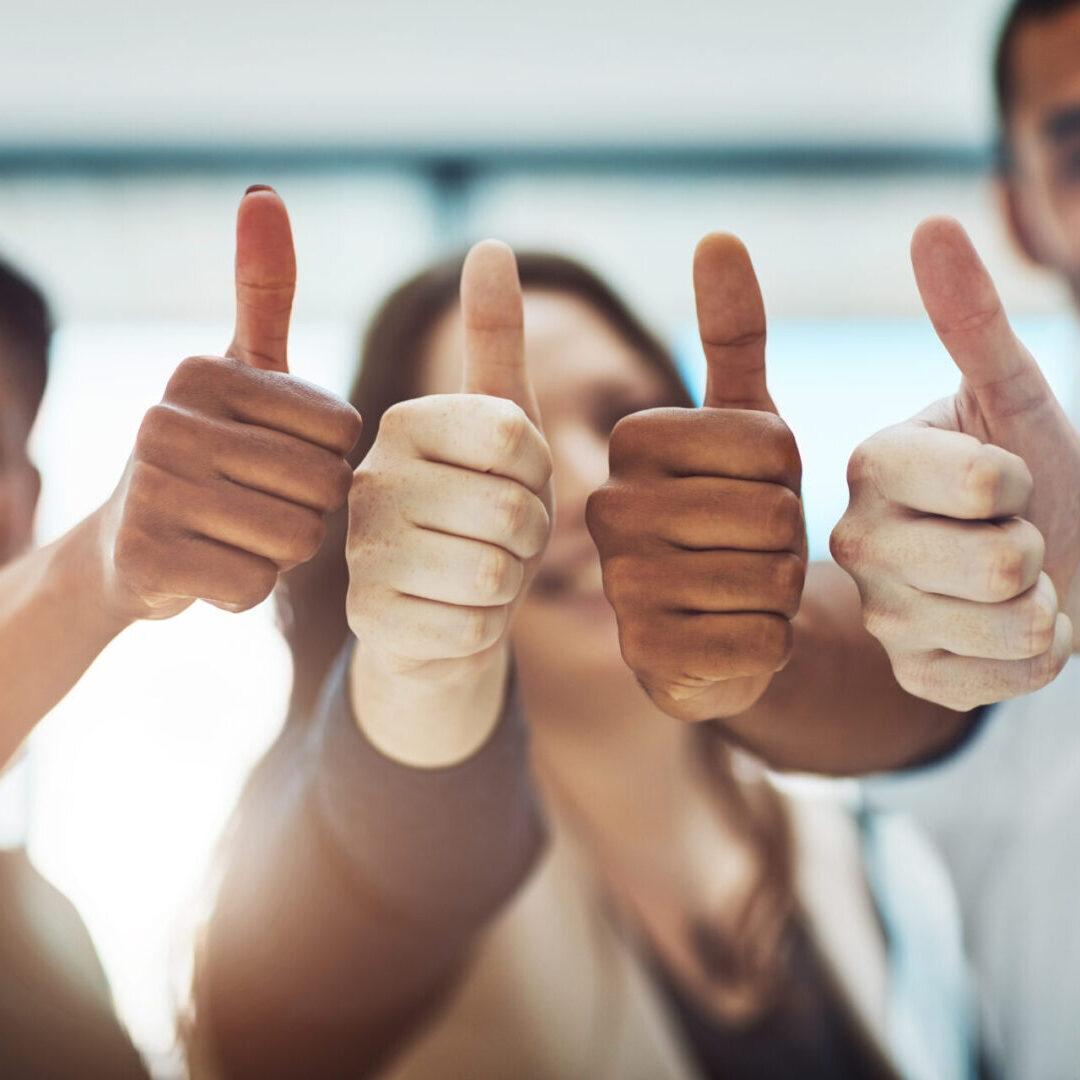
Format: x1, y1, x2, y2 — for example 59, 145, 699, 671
587, 234, 807, 722
97, 188, 362, 622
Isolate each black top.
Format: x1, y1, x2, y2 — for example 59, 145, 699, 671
204, 648, 896, 1080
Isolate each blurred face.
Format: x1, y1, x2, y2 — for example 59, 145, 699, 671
1003, 5, 1080, 304
0, 346, 41, 565
423, 289, 676, 679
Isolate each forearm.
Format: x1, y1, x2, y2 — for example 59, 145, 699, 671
0, 509, 130, 767
202, 648, 545, 1079
721, 562, 975, 776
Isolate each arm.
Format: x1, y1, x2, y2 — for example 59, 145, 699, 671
199, 241, 554, 1077
0, 511, 129, 766
755, 222, 1078, 775
0, 188, 360, 769
199, 649, 545, 1080
586, 231, 981, 778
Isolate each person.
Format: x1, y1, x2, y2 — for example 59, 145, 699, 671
994, 0, 1080, 308
834, 2, 1080, 1075
0, 186, 361, 766
0, 256, 151, 1079
0, 186, 361, 1077
193, 240, 977, 1080
591, 3, 1080, 1077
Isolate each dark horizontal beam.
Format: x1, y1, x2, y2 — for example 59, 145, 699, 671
0, 141, 992, 179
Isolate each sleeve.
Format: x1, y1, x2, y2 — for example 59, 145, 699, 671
199, 647, 546, 1080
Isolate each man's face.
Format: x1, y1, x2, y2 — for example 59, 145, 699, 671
1003, 5, 1080, 305
0, 345, 41, 566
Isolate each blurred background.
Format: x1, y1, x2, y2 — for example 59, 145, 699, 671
1, 0, 1076, 1074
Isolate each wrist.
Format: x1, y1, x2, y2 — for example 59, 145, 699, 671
53, 510, 138, 640
347, 639, 510, 769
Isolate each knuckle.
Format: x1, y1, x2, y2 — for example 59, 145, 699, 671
125, 461, 170, 522
164, 354, 219, 401
346, 579, 374, 634
764, 415, 801, 482
845, 439, 879, 493
348, 467, 386, 517
754, 615, 794, 670
134, 404, 180, 463
491, 403, 531, 462
282, 509, 326, 564
235, 563, 278, 610
861, 596, 904, 644
829, 518, 863, 571
602, 553, 644, 608
331, 403, 363, 453
1028, 643, 1064, 689
891, 653, 934, 703
607, 412, 650, 464
1016, 594, 1057, 657
477, 546, 521, 602
960, 446, 1007, 518
460, 605, 506, 654
585, 484, 623, 543
378, 400, 417, 440
893, 654, 979, 712
986, 542, 1029, 601
617, 618, 655, 676
766, 486, 804, 550
772, 554, 806, 616
496, 484, 532, 538
325, 458, 356, 508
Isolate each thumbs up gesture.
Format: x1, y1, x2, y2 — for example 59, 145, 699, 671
831, 217, 1079, 712
587, 235, 807, 722
94, 188, 362, 622
344, 241, 553, 762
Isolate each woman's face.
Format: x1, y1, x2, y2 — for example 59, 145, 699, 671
423, 288, 675, 679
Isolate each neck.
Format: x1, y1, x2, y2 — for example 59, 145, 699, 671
518, 657, 751, 894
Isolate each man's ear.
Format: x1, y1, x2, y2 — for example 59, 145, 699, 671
995, 172, 1045, 269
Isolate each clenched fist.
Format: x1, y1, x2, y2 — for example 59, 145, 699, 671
587, 235, 807, 722
346, 241, 553, 765
831, 217, 1079, 712
94, 188, 362, 622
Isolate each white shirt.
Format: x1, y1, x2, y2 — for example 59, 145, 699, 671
865, 657, 1080, 1080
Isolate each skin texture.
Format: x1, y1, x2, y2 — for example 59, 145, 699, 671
0, 189, 361, 767
381, 279, 889, 1029
582, 233, 974, 775
1000, 4, 1080, 304
345, 241, 555, 768
831, 217, 1078, 713
586, 235, 807, 722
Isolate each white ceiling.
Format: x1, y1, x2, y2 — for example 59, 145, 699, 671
1, 0, 1010, 149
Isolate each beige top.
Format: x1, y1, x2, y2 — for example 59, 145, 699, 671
376, 791, 893, 1080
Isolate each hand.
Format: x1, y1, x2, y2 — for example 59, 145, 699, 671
95, 188, 362, 623
586, 234, 807, 722
831, 216, 1079, 712
345, 241, 553, 761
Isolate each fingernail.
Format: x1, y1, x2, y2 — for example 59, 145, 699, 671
245, 184, 276, 195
